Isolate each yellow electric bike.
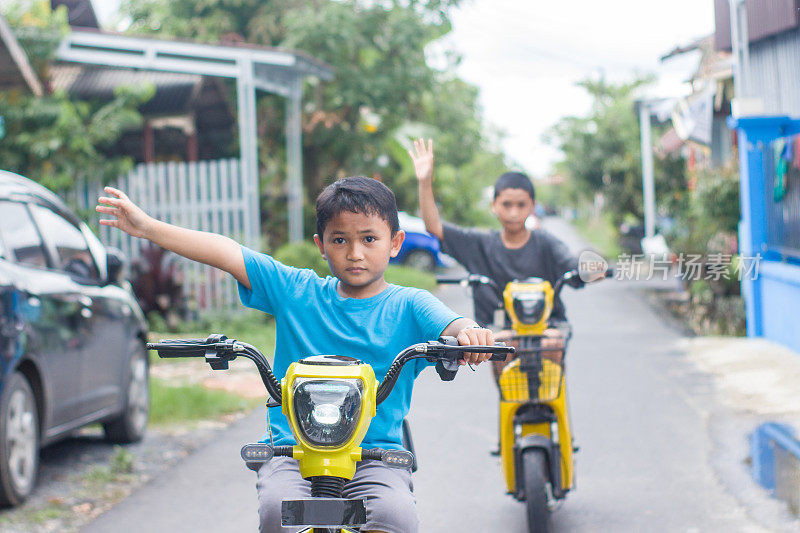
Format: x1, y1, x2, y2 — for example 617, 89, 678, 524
438, 267, 611, 533
147, 334, 512, 532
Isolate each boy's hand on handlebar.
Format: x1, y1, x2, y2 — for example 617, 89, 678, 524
542, 328, 565, 364
456, 326, 495, 366
542, 328, 564, 348
408, 138, 434, 183
96, 187, 153, 239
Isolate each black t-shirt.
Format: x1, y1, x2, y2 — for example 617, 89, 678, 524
440, 221, 583, 327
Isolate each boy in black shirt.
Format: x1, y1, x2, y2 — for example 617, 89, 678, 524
408, 139, 583, 382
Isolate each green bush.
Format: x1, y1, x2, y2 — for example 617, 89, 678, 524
148, 309, 276, 361
385, 265, 436, 291
572, 210, 622, 259
273, 241, 330, 277
110, 446, 135, 475
668, 163, 740, 255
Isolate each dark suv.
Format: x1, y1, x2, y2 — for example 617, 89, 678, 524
0, 171, 148, 506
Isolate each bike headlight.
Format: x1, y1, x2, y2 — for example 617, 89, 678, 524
512, 291, 546, 325
292, 378, 363, 447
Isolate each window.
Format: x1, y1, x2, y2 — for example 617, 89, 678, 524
29, 204, 99, 281
0, 201, 48, 268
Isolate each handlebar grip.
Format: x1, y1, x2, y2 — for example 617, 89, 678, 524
435, 276, 465, 284
434, 337, 515, 356
146, 340, 208, 358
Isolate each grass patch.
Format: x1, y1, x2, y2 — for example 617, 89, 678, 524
0, 500, 71, 527
149, 377, 260, 425
572, 213, 622, 259
385, 265, 437, 291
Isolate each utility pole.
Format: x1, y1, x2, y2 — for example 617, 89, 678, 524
728, 0, 750, 101
639, 102, 656, 240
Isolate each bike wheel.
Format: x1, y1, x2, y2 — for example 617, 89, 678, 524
521, 449, 550, 533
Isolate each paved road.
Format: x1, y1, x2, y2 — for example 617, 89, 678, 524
83, 218, 764, 532
413, 218, 761, 532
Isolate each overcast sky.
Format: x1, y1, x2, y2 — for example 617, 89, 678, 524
446, 0, 716, 177
94, 0, 716, 178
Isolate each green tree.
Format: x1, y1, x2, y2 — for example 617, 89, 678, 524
120, 0, 506, 241
0, 1, 151, 198
545, 77, 687, 227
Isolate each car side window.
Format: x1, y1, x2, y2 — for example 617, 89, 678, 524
0, 201, 49, 268
28, 204, 100, 282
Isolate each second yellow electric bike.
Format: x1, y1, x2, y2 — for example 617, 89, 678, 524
147, 334, 512, 532
438, 266, 611, 533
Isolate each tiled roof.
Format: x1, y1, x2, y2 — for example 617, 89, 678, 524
50, 64, 202, 114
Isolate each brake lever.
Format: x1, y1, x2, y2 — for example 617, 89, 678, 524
204, 334, 238, 370
428, 337, 513, 381
431, 336, 461, 381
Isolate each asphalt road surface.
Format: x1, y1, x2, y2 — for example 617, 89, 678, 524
82, 218, 764, 532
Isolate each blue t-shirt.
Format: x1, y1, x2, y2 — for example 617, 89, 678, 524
237, 246, 461, 450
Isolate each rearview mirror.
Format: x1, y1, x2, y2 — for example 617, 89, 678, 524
578, 250, 610, 283
106, 247, 128, 285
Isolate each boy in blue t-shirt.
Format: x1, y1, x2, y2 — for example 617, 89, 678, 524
97, 176, 494, 533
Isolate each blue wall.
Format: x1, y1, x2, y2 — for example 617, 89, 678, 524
760, 262, 800, 350
729, 116, 800, 354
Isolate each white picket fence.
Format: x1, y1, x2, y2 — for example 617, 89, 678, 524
75, 158, 259, 313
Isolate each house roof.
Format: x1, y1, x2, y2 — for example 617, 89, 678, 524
57, 28, 334, 86
660, 35, 732, 86
50, 64, 205, 115
0, 15, 43, 95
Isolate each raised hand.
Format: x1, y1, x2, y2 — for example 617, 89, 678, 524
96, 187, 153, 239
408, 138, 434, 183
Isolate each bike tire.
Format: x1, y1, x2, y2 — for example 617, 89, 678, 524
521, 449, 550, 533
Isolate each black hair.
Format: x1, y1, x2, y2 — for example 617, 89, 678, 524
494, 171, 536, 202
315, 176, 400, 237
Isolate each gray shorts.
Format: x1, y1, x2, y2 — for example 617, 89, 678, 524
256, 457, 418, 533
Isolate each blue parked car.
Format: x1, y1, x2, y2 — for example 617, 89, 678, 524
390, 212, 449, 271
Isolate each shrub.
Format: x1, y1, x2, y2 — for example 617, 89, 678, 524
131, 243, 187, 330
110, 446, 135, 475
668, 163, 740, 255
148, 309, 276, 360
385, 265, 436, 291
273, 241, 330, 277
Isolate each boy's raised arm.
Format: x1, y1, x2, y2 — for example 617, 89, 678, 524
96, 187, 251, 289
409, 138, 444, 240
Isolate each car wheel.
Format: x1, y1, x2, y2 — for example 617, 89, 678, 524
0, 372, 39, 507
403, 250, 436, 272
103, 342, 149, 444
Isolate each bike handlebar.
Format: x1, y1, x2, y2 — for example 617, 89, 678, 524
440, 266, 615, 302
436, 274, 500, 290
145, 339, 208, 358
146, 335, 513, 407
375, 337, 513, 404
147, 335, 283, 403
